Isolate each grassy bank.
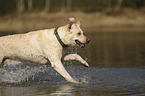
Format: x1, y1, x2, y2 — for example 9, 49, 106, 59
0, 10, 145, 34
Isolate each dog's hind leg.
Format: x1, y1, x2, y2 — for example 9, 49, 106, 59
64, 54, 89, 67
0, 56, 5, 68
0, 58, 3, 65
0, 51, 9, 67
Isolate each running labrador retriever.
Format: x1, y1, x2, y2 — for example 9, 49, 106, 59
0, 17, 90, 83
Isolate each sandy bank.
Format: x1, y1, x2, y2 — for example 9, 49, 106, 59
0, 11, 145, 33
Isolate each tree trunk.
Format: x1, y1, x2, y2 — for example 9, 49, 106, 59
16, 0, 25, 12
67, 0, 71, 12
113, 0, 123, 13
107, 0, 112, 13
45, 0, 50, 12
28, 0, 33, 11
117, 0, 123, 11
61, 0, 66, 11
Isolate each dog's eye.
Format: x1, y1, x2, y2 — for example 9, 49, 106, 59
78, 32, 81, 35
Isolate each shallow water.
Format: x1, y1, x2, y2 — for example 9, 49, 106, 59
0, 30, 145, 96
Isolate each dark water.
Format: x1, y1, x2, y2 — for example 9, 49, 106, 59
84, 31, 145, 67
0, 30, 145, 96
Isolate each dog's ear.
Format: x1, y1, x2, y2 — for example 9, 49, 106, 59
68, 17, 76, 30
76, 20, 81, 26
69, 17, 75, 23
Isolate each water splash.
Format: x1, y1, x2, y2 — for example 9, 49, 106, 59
0, 61, 91, 84
1, 61, 145, 88
0, 62, 49, 83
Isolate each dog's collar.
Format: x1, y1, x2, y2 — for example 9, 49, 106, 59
54, 27, 69, 48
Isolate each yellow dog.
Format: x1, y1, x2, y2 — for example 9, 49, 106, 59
0, 18, 90, 83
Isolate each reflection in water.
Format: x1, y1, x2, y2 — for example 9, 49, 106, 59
49, 84, 73, 96
0, 86, 37, 96
83, 31, 145, 67
0, 83, 74, 96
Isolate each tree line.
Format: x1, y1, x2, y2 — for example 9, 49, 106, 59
0, 0, 145, 15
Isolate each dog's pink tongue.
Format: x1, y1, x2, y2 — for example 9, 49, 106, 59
80, 44, 85, 48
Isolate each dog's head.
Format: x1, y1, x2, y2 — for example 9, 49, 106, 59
65, 17, 90, 48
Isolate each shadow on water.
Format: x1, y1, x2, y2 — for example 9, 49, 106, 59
0, 30, 145, 96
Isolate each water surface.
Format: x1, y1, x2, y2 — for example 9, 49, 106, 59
0, 30, 145, 96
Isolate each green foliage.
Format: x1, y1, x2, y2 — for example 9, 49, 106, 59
0, 0, 145, 15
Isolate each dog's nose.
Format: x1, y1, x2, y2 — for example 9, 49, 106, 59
86, 38, 90, 43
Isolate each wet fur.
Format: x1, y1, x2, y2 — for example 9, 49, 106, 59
0, 18, 90, 83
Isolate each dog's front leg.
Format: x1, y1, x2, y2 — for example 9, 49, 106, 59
51, 59, 78, 83
64, 54, 89, 67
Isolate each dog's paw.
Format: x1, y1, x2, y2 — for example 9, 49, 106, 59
82, 61, 89, 67
68, 80, 81, 84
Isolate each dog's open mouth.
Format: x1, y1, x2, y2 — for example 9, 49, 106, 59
75, 40, 85, 48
